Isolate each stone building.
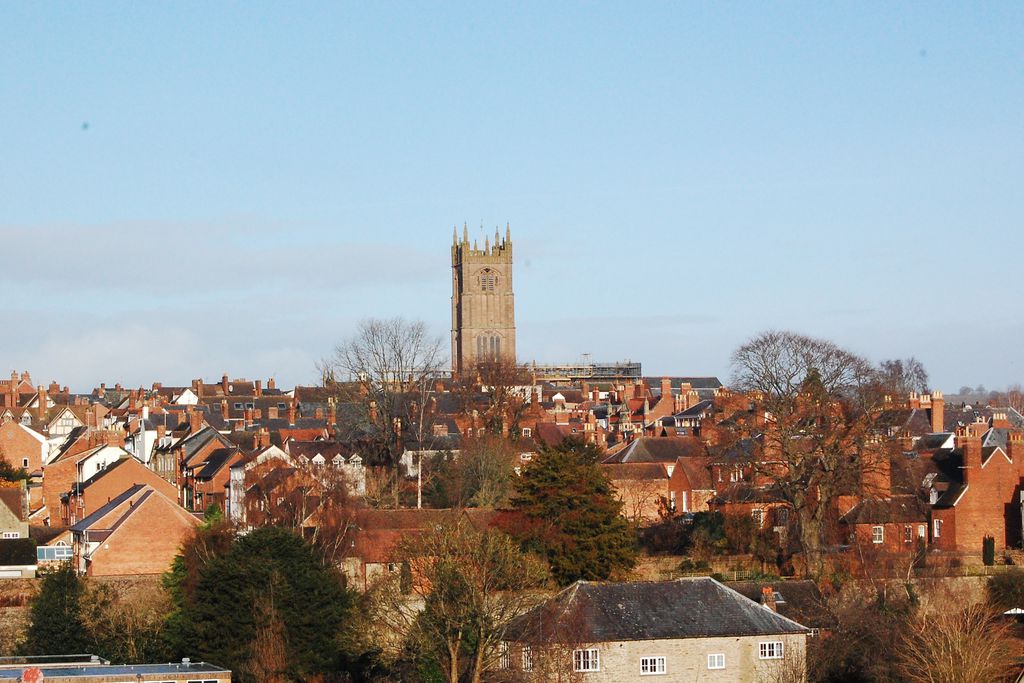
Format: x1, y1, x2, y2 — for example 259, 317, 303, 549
451, 224, 516, 375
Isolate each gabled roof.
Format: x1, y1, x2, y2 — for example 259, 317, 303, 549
0, 488, 26, 522
839, 495, 930, 525
601, 462, 668, 481
70, 484, 148, 533
505, 577, 808, 644
602, 436, 703, 464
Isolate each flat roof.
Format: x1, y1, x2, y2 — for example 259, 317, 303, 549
0, 662, 230, 679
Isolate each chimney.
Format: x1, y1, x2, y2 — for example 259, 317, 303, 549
861, 437, 891, 499
189, 409, 204, 434
267, 377, 276, 391
993, 412, 1011, 429
192, 378, 203, 397
129, 389, 138, 410
908, 392, 920, 410
1009, 431, 1023, 473
930, 390, 944, 433
288, 401, 297, 426
327, 398, 336, 426
48, 380, 60, 395
220, 399, 228, 419
761, 586, 777, 612
581, 380, 590, 398
221, 373, 229, 395
255, 379, 262, 397
258, 428, 270, 449
36, 385, 46, 423
957, 427, 982, 486
368, 400, 377, 424
244, 408, 254, 429
661, 377, 672, 402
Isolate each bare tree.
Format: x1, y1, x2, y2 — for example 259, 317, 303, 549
727, 330, 882, 577
324, 317, 446, 466
243, 459, 358, 564
426, 434, 518, 509
877, 357, 930, 397
401, 516, 547, 683
895, 604, 1017, 683
454, 358, 533, 437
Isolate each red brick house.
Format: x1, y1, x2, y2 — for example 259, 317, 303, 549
70, 484, 199, 576
61, 455, 178, 525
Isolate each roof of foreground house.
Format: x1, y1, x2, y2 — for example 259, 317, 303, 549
505, 577, 808, 643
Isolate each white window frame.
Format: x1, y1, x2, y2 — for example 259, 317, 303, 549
2, 532, 21, 539
522, 645, 533, 672
707, 653, 725, 669
871, 525, 884, 544
498, 641, 510, 670
521, 427, 532, 438
573, 648, 600, 672
759, 641, 784, 659
751, 508, 764, 527
639, 655, 666, 675
933, 519, 942, 538
918, 524, 926, 539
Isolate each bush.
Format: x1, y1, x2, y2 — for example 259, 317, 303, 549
0, 538, 35, 565
987, 569, 1024, 610
983, 535, 996, 566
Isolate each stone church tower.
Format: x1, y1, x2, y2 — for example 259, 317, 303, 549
451, 224, 516, 375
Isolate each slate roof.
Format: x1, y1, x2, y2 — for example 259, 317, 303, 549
69, 484, 147, 533
194, 448, 237, 479
839, 495, 930, 525
602, 436, 704, 464
600, 462, 668, 481
726, 580, 833, 630
505, 578, 808, 644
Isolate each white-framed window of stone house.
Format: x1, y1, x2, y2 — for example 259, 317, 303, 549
573, 648, 600, 672
933, 519, 942, 538
522, 645, 533, 672
640, 655, 666, 675
872, 526, 884, 544
917, 524, 926, 539
751, 508, 764, 527
522, 427, 532, 437
707, 653, 725, 670
498, 641, 510, 670
904, 525, 913, 543
759, 641, 784, 659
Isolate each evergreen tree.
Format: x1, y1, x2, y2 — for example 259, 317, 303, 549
20, 563, 92, 655
505, 437, 635, 585
167, 526, 354, 682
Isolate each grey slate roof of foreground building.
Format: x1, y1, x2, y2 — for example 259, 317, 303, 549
505, 577, 809, 644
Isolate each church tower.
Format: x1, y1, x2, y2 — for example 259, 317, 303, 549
451, 223, 516, 375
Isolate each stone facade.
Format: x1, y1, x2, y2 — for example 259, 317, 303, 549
451, 224, 516, 375
506, 633, 807, 682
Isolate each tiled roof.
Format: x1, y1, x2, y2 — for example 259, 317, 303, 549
505, 578, 808, 643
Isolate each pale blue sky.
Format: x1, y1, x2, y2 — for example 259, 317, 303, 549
1, 3, 1021, 391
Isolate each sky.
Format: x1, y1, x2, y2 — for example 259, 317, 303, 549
1, 3, 1021, 393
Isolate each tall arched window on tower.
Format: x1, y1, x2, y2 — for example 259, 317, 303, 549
476, 333, 501, 359
479, 268, 496, 292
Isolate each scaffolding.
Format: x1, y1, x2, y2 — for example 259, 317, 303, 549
529, 360, 642, 385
